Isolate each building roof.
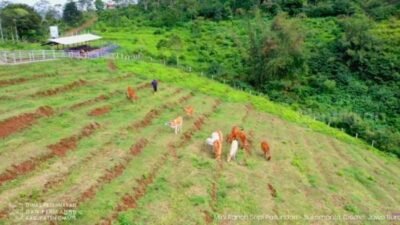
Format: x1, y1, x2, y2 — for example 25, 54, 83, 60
48, 34, 102, 45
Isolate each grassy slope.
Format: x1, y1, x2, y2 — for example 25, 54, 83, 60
0, 60, 399, 225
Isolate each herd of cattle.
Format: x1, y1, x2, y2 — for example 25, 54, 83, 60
127, 85, 271, 162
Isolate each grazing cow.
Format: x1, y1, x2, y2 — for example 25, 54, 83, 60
206, 131, 223, 160
227, 140, 239, 162
126, 86, 138, 101
227, 126, 249, 153
227, 126, 241, 143
184, 106, 194, 117
206, 131, 223, 146
165, 116, 183, 134
261, 141, 271, 161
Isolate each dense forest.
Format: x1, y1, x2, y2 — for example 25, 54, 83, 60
1, 0, 399, 156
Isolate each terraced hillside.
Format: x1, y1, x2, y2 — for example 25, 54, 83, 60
0, 60, 399, 225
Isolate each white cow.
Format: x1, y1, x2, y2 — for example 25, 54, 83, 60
227, 140, 239, 162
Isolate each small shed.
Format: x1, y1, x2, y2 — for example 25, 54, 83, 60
48, 33, 102, 46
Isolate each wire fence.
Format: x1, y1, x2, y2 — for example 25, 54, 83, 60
0, 44, 119, 64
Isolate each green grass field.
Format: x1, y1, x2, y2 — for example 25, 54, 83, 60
0, 59, 399, 225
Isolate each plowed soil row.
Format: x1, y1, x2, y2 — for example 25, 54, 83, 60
88, 106, 111, 117
97, 99, 222, 225
0, 74, 55, 88
0, 122, 100, 187
79, 139, 149, 203
0, 106, 54, 139
69, 94, 111, 110
31, 79, 87, 97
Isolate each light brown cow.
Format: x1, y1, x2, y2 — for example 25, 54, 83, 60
184, 106, 194, 117
213, 139, 222, 161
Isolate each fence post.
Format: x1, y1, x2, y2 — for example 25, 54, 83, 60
42, 50, 45, 60
371, 140, 375, 148
13, 53, 16, 64
52, 50, 56, 59
32, 51, 35, 61
355, 133, 358, 139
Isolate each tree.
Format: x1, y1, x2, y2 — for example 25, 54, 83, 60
34, 0, 51, 19
247, 12, 306, 89
0, 4, 43, 41
94, 0, 104, 11
157, 34, 183, 65
338, 15, 376, 73
78, 0, 93, 11
63, 1, 82, 25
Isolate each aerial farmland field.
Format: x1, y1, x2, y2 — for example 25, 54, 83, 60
0, 59, 399, 225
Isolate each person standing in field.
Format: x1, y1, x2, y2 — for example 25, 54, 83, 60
151, 79, 158, 93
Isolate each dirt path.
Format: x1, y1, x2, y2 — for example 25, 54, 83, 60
65, 16, 98, 36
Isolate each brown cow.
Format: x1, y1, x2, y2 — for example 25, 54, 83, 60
261, 141, 271, 161
126, 86, 138, 101
227, 126, 250, 154
213, 139, 222, 161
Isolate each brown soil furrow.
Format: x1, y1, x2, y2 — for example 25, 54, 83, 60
31, 79, 87, 97
208, 157, 224, 224
0, 74, 55, 88
267, 183, 277, 198
96, 99, 221, 225
69, 94, 111, 110
0, 106, 54, 139
78, 139, 148, 203
0, 122, 100, 186
88, 106, 111, 117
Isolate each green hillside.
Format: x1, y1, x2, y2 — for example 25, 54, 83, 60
91, 3, 400, 157
0, 60, 399, 225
